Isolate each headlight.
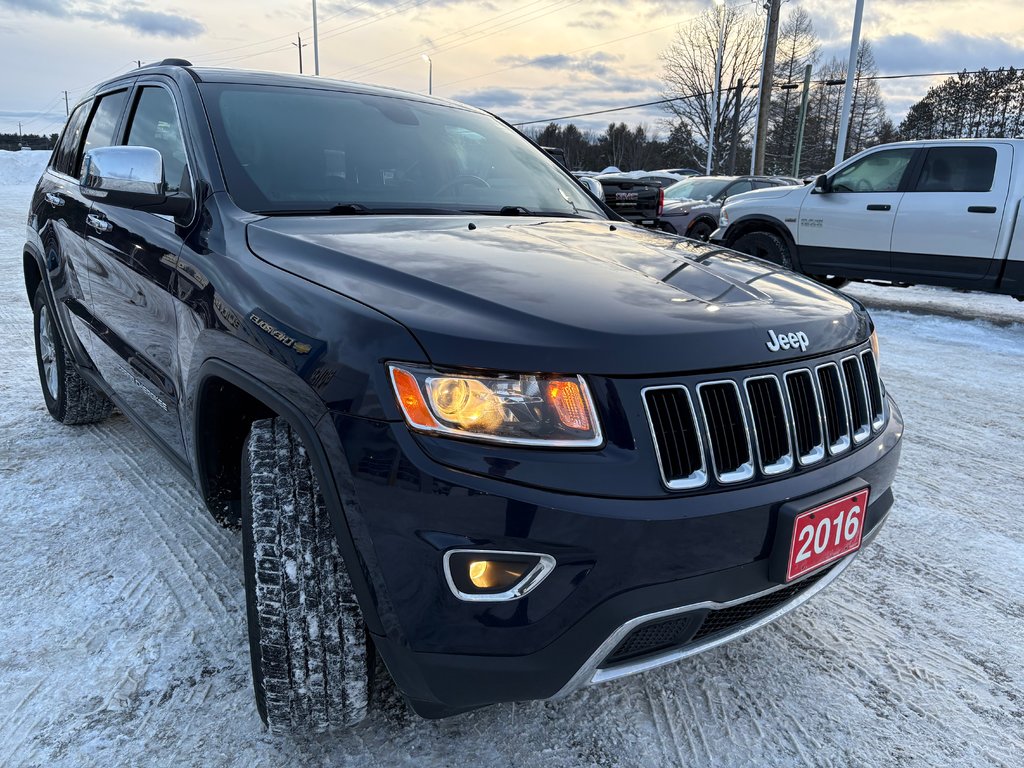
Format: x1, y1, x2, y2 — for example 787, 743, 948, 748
388, 363, 603, 447
870, 329, 880, 372
719, 208, 729, 226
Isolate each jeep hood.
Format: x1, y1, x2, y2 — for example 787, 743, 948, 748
246, 216, 869, 375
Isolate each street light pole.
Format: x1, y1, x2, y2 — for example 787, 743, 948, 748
421, 54, 433, 95
834, 0, 865, 165
312, 0, 320, 76
706, 0, 726, 176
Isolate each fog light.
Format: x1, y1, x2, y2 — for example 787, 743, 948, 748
444, 550, 556, 602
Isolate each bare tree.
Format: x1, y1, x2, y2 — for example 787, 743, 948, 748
659, 6, 765, 173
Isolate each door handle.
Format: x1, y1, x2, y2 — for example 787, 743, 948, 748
86, 213, 113, 234
866, 204, 891, 211
967, 206, 997, 214
44, 192, 65, 207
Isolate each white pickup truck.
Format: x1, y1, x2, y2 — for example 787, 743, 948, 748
711, 139, 1024, 300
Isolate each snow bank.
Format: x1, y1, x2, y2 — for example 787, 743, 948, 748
0, 150, 50, 186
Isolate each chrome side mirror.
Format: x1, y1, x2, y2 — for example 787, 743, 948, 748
80, 146, 190, 215
579, 176, 603, 199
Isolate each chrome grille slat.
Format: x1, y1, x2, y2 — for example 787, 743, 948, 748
697, 381, 754, 484
645, 343, 886, 491
842, 356, 872, 443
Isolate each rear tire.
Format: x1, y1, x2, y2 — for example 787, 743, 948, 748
242, 418, 370, 733
32, 285, 113, 425
731, 230, 793, 270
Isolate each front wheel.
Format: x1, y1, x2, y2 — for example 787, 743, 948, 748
242, 418, 370, 732
730, 231, 793, 269
32, 284, 113, 425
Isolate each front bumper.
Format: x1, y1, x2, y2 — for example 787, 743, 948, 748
331, 396, 902, 717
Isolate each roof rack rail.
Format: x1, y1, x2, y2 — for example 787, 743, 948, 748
141, 58, 193, 68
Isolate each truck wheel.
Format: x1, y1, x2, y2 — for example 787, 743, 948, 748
686, 219, 714, 242
731, 231, 793, 269
32, 285, 113, 425
242, 418, 369, 732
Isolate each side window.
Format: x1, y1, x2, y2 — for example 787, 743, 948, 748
914, 147, 996, 193
52, 102, 90, 176
830, 148, 915, 193
77, 90, 129, 177
723, 180, 753, 198
125, 87, 190, 193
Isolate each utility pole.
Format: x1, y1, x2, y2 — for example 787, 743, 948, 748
63, 90, 70, 116
791, 64, 813, 177
312, 0, 320, 76
753, 0, 782, 174
293, 33, 308, 74
835, 0, 865, 165
18, 122, 22, 137
706, 0, 726, 176
728, 79, 744, 174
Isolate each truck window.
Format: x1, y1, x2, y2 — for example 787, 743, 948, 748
830, 148, 915, 193
51, 102, 90, 177
913, 147, 996, 193
77, 90, 129, 177
125, 87, 190, 193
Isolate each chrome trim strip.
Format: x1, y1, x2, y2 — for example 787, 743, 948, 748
642, 385, 708, 491
696, 380, 755, 484
815, 362, 851, 455
552, 513, 888, 699
743, 374, 794, 476
843, 355, 872, 444
442, 549, 556, 602
782, 368, 825, 466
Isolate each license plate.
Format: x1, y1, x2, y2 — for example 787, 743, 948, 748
786, 488, 869, 581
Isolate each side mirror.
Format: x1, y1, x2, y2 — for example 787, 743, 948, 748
81, 146, 190, 216
813, 174, 831, 193
578, 176, 604, 199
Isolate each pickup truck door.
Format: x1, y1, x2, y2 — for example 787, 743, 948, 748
890, 144, 1012, 283
797, 147, 917, 276
82, 83, 190, 457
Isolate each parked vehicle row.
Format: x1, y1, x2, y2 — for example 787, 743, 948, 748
657, 175, 802, 241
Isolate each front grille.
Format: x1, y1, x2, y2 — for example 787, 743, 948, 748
599, 566, 836, 669
645, 344, 884, 490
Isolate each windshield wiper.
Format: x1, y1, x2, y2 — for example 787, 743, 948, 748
256, 204, 458, 216
462, 206, 588, 218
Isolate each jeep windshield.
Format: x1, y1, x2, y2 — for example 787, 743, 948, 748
199, 83, 604, 219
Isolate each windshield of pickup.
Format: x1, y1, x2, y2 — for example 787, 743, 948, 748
199, 83, 605, 218
664, 178, 731, 202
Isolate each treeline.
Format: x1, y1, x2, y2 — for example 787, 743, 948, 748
0, 133, 57, 152
524, 121, 703, 172
899, 68, 1024, 139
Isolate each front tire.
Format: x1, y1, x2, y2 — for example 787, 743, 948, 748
686, 219, 715, 242
32, 284, 113, 425
731, 230, 793, 269
242, 418, 369, 732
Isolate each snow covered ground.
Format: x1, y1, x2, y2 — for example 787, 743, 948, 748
1, 150, 1022, 767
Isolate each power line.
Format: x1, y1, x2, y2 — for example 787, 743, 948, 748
514, 67, 1024, 127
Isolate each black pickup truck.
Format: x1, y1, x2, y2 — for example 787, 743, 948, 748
24, 61, 902, 733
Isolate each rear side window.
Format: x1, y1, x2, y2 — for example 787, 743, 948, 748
913, 147, 997, 192
831, 148, 916, 193
77, 90, 129, 176
52, 103, 90, 177
125, 87, 190, 193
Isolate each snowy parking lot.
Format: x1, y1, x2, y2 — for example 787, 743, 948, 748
1, 151, 1022, 767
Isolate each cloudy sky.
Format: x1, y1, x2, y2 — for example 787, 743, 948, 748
1, 0, 1022, 139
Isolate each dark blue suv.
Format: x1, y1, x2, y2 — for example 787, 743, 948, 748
23, 60, 902, 732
